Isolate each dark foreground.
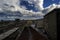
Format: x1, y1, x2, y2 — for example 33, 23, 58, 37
3, 27, 49, 40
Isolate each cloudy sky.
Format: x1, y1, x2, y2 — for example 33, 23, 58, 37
0, 0, 60, 20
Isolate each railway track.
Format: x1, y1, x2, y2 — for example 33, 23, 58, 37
16, 27, 49, 40
2, 27, 49, 40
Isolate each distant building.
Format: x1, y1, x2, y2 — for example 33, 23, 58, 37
31, 24, 35, 28
31, 19, 43, 28
36, 19, 43, 28
44, 8, 60, 40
